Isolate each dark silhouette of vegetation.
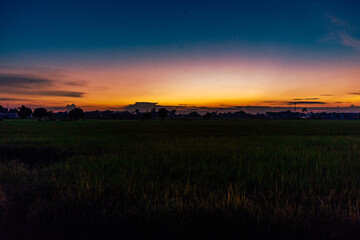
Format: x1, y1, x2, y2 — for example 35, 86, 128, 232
33, 108, 48, 121
69, 108, 84, 120
18, 105, 32, 119
158, 108, 168, 121
47, 111, 56, 121
0, 105, 7, 113
169, 109, 176, 118
3, 104, 360, 121
188, 111, 202, 119
203, 112, 212, 120
141, 112, 152, 121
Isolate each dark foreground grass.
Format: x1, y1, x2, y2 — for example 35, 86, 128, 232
1, 120, 360, 239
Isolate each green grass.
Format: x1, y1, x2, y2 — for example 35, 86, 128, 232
1, 120, 360, 239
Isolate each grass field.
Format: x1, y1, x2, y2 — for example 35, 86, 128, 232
1, 120, 360, 239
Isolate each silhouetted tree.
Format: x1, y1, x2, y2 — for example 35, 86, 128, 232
169, 109, 176, 118
69, 108, 84, 120
9, 108, 18, 113
47, 111, 56, 121
158, 108, 168, 121
203, 112, 212, 120
18, 105, 32, 119
0, 106, 7, 113
302, 108, 308, 113
187, 111, 201, 119
33, 108, 48, 121
0, 106, 6, 121
141, 112, 152, 121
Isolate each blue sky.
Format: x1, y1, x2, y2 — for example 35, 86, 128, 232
1, 0, 359, 57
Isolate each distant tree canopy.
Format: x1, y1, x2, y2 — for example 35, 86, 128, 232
141, 112, 152, 121
302, 108, 308, 113
0, 105, 7, 113
18, 105, 32, 119
33, 108, 48, 120
203, 112, 212, 120
69, 108, 84, 120
158, 108, 168, 121
188, 111, 202, 119
47, 111, 56, 121
169, 109, 176, 116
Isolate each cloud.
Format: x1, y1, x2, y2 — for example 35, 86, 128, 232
0, 73, 52, 88
125, 102, 160, 111
339, 33, 360, 51
0, 72, 85, 98
287, 101, 327, 105
326, 15, 347, 28
64, 80, 88, 86
348, 92, 360, 95
324, 15, 360, 52
292, 98, 319, 101
0, 97, 32, 101
36, 91, 84, 98
320, 94, 334, 96
0, 89, 84, 98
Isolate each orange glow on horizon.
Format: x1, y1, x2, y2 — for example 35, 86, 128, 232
1, 56, 360, 111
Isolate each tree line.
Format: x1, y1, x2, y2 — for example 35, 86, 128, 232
0, 105, 85, 121
0, 105, 172, 121
2, 105, 358, 121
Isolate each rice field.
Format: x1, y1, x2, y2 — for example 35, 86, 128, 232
1, 119, 360, 239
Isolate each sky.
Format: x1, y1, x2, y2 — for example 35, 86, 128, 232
0, 0, 360, 112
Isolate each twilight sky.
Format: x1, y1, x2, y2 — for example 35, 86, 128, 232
1, 0, 360, 112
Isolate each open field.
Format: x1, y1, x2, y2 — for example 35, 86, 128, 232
1, 120, 360, 239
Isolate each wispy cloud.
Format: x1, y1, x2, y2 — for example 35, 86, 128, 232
339, 33, 360, 51
0, 97, 32, 101
326, 15, 347, 28
37, 91, 84, 98
64, 80, 88, 87
348, 92, 360, 95
2, 89, 85, 98
324, 15, 360, 52
0, 73, 52, 88
292, 98, 319, 101
0, 72, 85, 98
287, 101, 327, 105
